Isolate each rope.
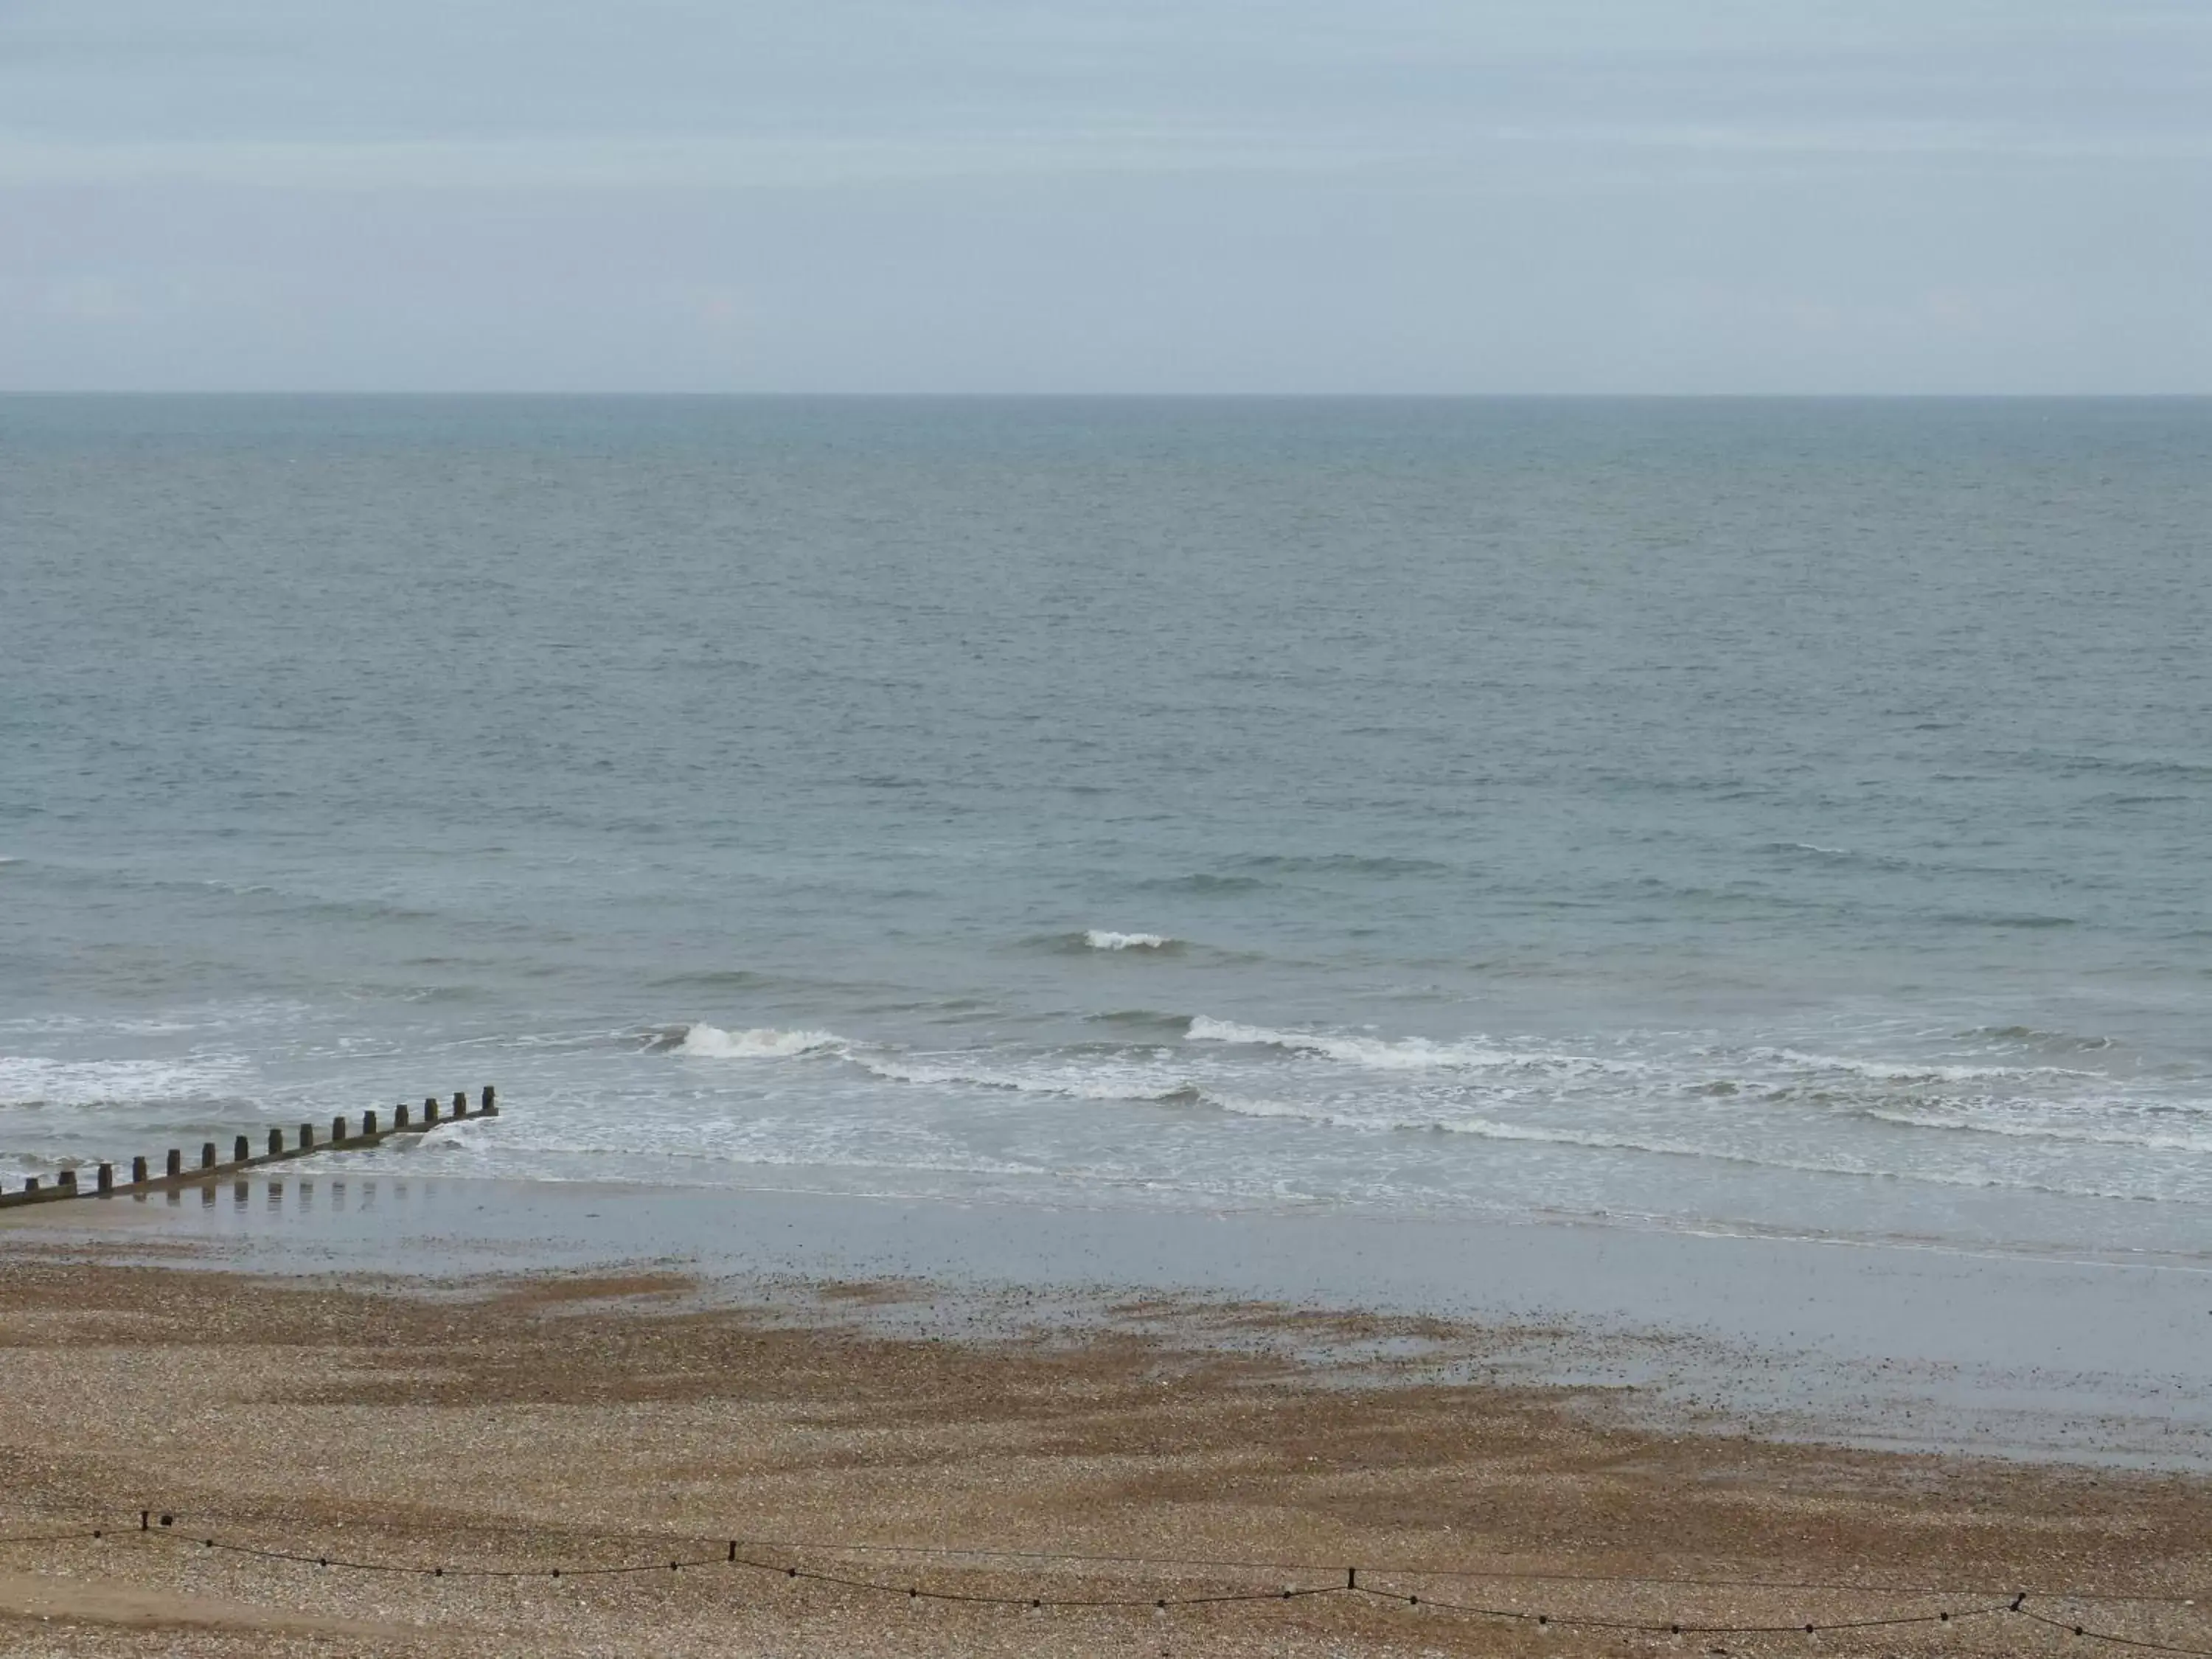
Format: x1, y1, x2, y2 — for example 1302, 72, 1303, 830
2017, 1604, 2212, 1656
709, 1529, 2212, 1606
8, 1514, 2208, 1651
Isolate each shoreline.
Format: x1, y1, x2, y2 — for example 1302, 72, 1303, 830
6, 1251, 2212, 1657
10, 1172, 2212, 1469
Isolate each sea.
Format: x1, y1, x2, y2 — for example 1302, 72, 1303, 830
3, 395, 2207, 1266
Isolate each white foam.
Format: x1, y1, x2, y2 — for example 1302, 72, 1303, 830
1204, 1091, 1708, 1155
1750, 1046, 2091, 1083
1084, 930, 1172, 950
673, 1023, 847, 1060
1186, 1015, 1607, 1074
1862, 1105, 2212, 1154
0, 1053, 243, 1106
855, 1054, 1198, 1103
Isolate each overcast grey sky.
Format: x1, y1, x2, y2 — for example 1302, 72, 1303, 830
4, 1, 2208, 392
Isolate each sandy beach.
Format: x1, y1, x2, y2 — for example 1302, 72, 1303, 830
7, 1188, 2212, 1657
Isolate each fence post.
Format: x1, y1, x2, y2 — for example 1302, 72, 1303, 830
24, 1085, 495, 1206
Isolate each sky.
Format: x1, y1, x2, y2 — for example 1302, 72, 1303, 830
3, 0, 2208, 393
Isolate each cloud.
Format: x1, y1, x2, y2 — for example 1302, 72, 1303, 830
1, 0, 2207, 389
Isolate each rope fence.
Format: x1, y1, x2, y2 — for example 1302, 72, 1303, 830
4, 1510, 2210, 1650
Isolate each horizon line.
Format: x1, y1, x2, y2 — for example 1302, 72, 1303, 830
4, 389, 2209, 401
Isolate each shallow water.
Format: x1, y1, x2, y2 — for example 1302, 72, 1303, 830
3, 395, 2208, 1262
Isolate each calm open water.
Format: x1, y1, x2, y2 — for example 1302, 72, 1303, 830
3, 396, 2208, 1262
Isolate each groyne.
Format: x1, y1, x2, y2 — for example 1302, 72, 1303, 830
0, 1086, 498, 1209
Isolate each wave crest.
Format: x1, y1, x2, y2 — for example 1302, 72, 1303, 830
671, 1023, 847, 1060
1747, 1046, 2091, 1083
1185, 1015, 1621, 1075
854, 1054, 1200, 1104
1084, 930, 1174, 951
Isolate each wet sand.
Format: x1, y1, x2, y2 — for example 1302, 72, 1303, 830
14, 1173, 2212, 1466
6, 1229, 2212, 1655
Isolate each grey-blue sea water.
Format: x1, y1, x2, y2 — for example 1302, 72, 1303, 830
3, 395, 2208, 1264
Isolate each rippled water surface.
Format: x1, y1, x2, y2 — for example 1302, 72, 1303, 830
3, 396, 2208, 1260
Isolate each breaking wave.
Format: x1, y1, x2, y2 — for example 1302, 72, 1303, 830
1954, 1024, 2118, 1054
668, 1023, 848, 1060
1185, 1016, 1624, 1075
1083, 930, 1175, 951
1859, 1105, 2212, 1154
853, 1053, 1202, 1104
1746, 1046, 2093, 1083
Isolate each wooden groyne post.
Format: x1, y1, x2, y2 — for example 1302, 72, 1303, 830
1, 1085, 499, 1209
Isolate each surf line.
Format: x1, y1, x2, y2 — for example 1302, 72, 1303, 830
0, 1086, 501, 1209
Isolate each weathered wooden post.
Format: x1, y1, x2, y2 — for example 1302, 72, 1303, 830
23, 1177, 38, 1193
424, 1096, 439, 1125
201, 1143, 217, 1171
363, 1110, 378, 1138
165, 1149, 182, 1179
132, 1155, 149, 1184
332, 1115, 348, 1146
234, 1135, 250, 1164
481, 1085, 497, 1116
452, 1090, 467, 1119
268, 1128, 285, 1157
58, 1170, 76, 1192
395, 1102, 410, 1129
298, 1122, 315, 1151
97, 1164, 114, 1194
